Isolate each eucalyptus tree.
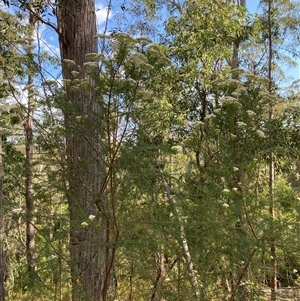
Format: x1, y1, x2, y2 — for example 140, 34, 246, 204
156, 0, 300, 299
1, 0, 300, 300
23, 1, 39, 282
240, 1, 300, 298
0, 121, 4, 301
56, 1, 109, 300
263, 0, 277, 298
127, 1, 263, 299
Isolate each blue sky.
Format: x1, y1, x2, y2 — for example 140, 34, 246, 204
4, 0, 297, 83
35, 1, 112, 59
246, 0, 299, 81
247, 0, 260, 14
37, 0, 264, 59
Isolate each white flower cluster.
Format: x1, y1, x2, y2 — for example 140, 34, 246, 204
256, 130, 266, 138
237, 121, 247, 128
89, 214, 96, 220
83, 61, 98, 68
23, 83, 35, 91
71, 70, 80, 77
63, 59, 76, 66
171, 145, 183, 152
47, 255, 57, 261
81, 215, 96, 227
246, 110, 256, 117
85, 53, 99, 61
204, 114, 216, 120
221, 96, 242, 108
223, 186, 239, 193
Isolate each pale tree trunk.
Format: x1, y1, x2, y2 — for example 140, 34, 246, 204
24, 6, 38, 281
267, 0, 277, 299
57, 1, 109, 300
230, 0, 246, 7
229, 0, 246, 70
0, 134, 5, 300
160, 171, 201, 299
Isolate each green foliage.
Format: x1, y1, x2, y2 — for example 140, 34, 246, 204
2, 0, 300, 300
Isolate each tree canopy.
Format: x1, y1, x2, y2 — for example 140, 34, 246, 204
1, 0, 300, 300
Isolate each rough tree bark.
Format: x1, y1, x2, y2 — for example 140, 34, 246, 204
57, 1, 109, 300
0, 133, 5, 301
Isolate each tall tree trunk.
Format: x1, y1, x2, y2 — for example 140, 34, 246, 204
267, 0, 277, 299
0, 134, 5, 301
24, 6, 38, 281
57, 1, 109, 300
228, 2, 254, 300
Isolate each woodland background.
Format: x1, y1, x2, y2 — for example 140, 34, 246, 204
0, 0, 300, 300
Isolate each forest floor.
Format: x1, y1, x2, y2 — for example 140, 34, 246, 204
260, 287, 300, 300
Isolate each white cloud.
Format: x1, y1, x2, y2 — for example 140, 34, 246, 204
96, 3, 113, 28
